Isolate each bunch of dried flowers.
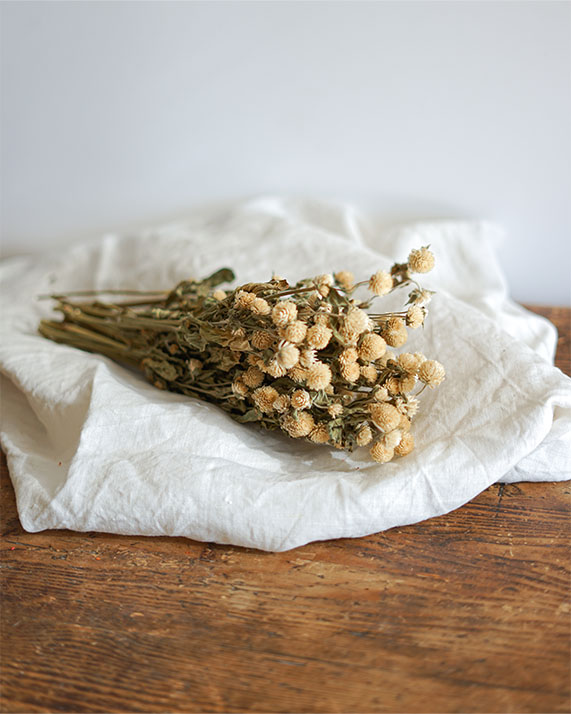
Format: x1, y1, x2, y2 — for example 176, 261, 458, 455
39, 247, 445, 462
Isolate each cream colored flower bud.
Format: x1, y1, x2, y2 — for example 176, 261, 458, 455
284, 320, 307, 344
340, 361, 360, 383
370, 442, 395, 463
383, 429, 402, 450
358, 333, 387, 362
368, 270, 393, 296
338, 348, 359, 367
264, 359, 288, 378
243, 366, 265, 388
386, 376, 401, 395
338, 326, 360, 347
277, 342, 300, 370
398, 414, 411, 431
273, 394, 291, 414
234, 290, 257, 308
360, 364, 378, 384
418, 359, 446, 388
328, 402, 343, 417
271, 300, 298, 326
406, 305, 425, 329
281, 411, 315, 438
309, 423, 330, 444
334, 270, 354, 291
395, 431, 414, 456
252, 386, 279, 413
344, 307, 369, 335
250, 297, 271, 315
306, 324, 332, 350
373, 386, 389, 402
291, 389, 311, 410
397, 352, 422, 375
404, 397, 419, 418
408, 246, 435, 273
212, 289, 226, 301
381, 317, 408, 348
288, 365, 308, 384
356, 424, 373, 446
300, 348, 318, 367
231, 377, 248, 398
399, 374, 417, 393
369, 402, 401, 432
305, 362, 332, 390
314, 273, 334, 297
250, 330, 273, 350
314, 313, 330, 327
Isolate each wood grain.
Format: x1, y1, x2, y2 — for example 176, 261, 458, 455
1, 306, 570, 714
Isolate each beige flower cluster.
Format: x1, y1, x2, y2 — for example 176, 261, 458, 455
41, 247, 444, 465
194, 245, 443, 463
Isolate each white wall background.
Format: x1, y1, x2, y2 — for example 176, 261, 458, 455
1, 0, 570, 304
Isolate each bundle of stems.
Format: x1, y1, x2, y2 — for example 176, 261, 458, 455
39, 248, 445, 462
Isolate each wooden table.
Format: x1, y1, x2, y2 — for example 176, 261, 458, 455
1, 307, 569, 714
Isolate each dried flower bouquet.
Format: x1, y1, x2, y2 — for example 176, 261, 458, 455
39, 247, 445, 463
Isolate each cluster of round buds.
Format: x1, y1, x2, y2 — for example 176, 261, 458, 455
190, 246, 442, 464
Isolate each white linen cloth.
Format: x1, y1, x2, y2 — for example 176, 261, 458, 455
1, 197, 569, 551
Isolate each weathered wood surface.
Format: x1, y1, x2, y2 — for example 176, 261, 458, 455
1, 306, 569, 714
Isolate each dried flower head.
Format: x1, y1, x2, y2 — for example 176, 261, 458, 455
418, 359, 446, 388
408, 246, 435, 274
272, 301, 298, 326
263, 359, 288, 378
369, 403, 401, 432
273, 394, 291, 414
383, 429, 403, 450
291, 389, 312, 410
360, 364, 378, 384
373, 386, 389, 402
381, 317, 408, 348
370, 442, 394, 463
397, 352, 423, 375
344, 307, 369, 335
299, 348, 318, 368
328, 402, 343, 417
358, 333, 387, 362
309, 423, 330, 443
338, 348, 359, 367
406, 305, 425, 329
334, 270, 354, 291
399, 374, 417, 393
369, 270, 393, 296
242, 366, 265, 388
306, 324, 332, 350
306, 362, 332, 390
252, 386, 279, 413
234, 290, 257, 309
251, 330, 273, 350
281, 411, 315, 438
277, 342, 300, 370
395, 431, 414, 456
356, 424, 373, 446
288, 365, 308, 383
314, 274, 334, 297
284, 320, 307, 344
232, 377, 249, 398
340, 361, 360, 383
212, 289, 226, 301
250, 297, 271, 315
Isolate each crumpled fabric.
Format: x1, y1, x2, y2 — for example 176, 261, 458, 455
1, 197, 569, 551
